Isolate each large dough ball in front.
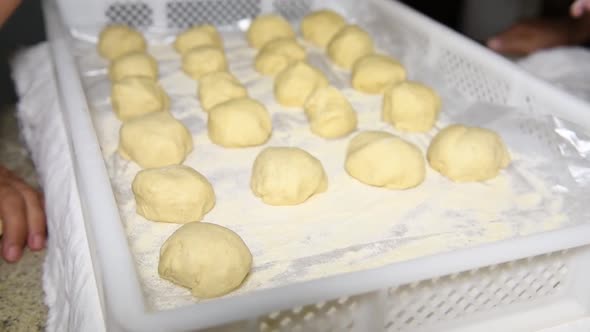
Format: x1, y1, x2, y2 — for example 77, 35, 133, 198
182, 46, 228, 80
327, 25, 374, 70
352, 54, 406, 94
301, 9, 346, 48
198, 72, 248, 112
208, 97, 272, 148
132, 165, 215, 223
345, 131, 425, 189
251, 147, 328, 205
111, 77, 169, 121
247, 14, 295, 49
119, 112, 193, 168
427, 125, 511, 182
383, 81, 441, 132
174, 25, 223, 54
108, 52, 158, 82
158, 222, 252, 298
98, 25, 146, 60
255, 38, 306, 76
274, 61, 328, 107
304, 86, 357, 138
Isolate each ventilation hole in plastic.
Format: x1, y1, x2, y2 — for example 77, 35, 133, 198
105, 2, 153, 27
166, 0, 260, 28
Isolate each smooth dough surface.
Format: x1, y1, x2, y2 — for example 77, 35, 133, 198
119, 112, 193, 168
247, 14, 295, 49
208, 97, 272, 147
427, 124, 511, 182
383, 81, 441, 132
132, 165, 215, 223
174, 25, 223, 54
111, 77, 169, 121
198, 71, 248, 112
352, 54, 407, 94
301, 9, 347, 48
255, 38, 306, 76
98, 25, 146, 60
251, 147, 328, 205
327, 25, 374, 70
304, 86, 357, 138
182, 46, 228, 80
158, 222, 252, 298
345, 131, 425, 189
274, 61, 328, 107
108, 52, 158, 82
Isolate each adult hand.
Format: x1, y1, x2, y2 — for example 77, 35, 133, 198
0, 0, 21, 28
0, 165, 46, 262
572, 0, 590, 18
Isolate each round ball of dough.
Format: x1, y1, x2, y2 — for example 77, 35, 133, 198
274, 61, 329, 107
352, 54, 407, 94
198, 72, 248, 112
301, 10, 346, 48
174, 25, 223, 54
382, 81, 441, 132
182, 46, 228, 80
108, 52, 158, 82
427, 125, 511, 182
327, 25, 374, 70
98, 25, 146, 60
208, 97, 272, 148
119, 112, 193, 168
247, 14, 295, 49
132, 165, 215, 223
158, 222, 252, 298
345, 131, 425, 189
254, 38, 306, 76
111, 77, 169, 121
304, 86, 357, 138
251, 147, 328, 205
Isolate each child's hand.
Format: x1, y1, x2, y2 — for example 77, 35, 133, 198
571, 0, 590, 18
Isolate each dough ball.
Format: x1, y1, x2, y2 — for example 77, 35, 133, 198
98, 25, 146, 60
208, 97, 272, 148
174, 25, 223, 54
327, 25, 374, 70
346, 131, 425, 189
119, 112, 193, 168
182, 46, 228, 80
158, 222, 252, 298
247, 14, 295, 49
274, 61, 328, 107
108, 52, 158, 82
254, 38, 306, 76
427, 125, 511, 182
304, 86, 357, 138
301, 10, 346, 48
351, 54, 406, 94
382, 81, 441, 132
111, 77, 169, 121
198, 72, 248, 112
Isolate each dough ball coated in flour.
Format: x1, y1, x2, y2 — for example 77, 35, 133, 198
119, 112, 193, 168
304, 86, 357, 138
352, 54, 407, 94
98, 25, 146, 60
345, 131, 425, 189
301, 9, 347, 48
208, 97, 272, 148
382, 81, 441, 132
274, 61, 329, 107
182, 46, 228, 80
247, 14, 295, 49
158, 222, 252, 298
254, 38, 306, 76
132, 165, 215, 223
327, 25, 374, 70
427, 125, 511, 182
108, 52, 158, 82
198, 72, 248, 112
111, 77, 169, 121
251, 147, 328, 205
174, 25, 223, 54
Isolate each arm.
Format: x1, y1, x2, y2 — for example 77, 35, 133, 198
0, 0, 21, 27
